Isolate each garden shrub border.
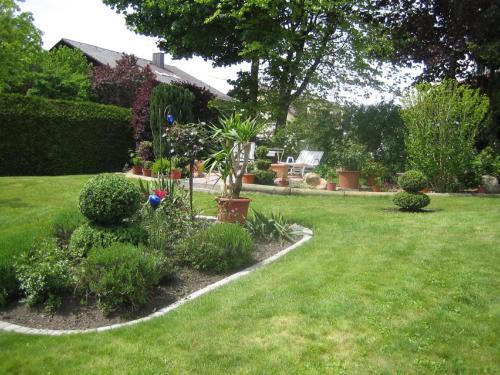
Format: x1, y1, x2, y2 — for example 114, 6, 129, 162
0, 217, 312, 336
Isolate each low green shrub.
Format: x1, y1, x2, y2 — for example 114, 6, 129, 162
78, 174, 141, 225
393, 191, 430, 211
51, 210, 85, 247
81, 243, 160, 314
69, 222, 147, 257
15, 239, 74, 311
255, 159, 271, 171
253, 169, 276, 185
255, 145, 269, 160
0, 256, 18, 307
246, 209, 297, 242
398, 170, 428, 192
179, 223, 254, 273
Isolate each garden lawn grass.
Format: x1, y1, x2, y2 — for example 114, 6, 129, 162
0, 176, 499, 374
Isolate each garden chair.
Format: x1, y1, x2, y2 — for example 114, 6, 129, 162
284, 150, 324, 177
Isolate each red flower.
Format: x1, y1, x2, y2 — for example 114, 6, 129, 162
153, 189, 168, 199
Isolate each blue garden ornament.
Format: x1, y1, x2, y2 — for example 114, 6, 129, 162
166, 114, 175, 126
148, 194, 161, 208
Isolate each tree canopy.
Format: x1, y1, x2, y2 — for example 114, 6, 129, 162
0, 0, 42, 93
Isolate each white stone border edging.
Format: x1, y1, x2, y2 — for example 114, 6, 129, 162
0, 220, 313, 336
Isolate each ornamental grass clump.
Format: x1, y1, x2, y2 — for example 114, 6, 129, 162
393, 170, 430, 211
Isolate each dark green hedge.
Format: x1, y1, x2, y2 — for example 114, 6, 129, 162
0, 94, 133, 175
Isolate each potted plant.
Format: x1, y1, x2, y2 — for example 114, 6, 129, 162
242, 162, 255, 184
205, 114, 265, 223
362, 159, 385, 186
326, 169, 337, 191
336, 141, 368, 190
371, 177, 382, 192
131, 156, 143, 175
142, 161, 153, 177
169, 157, 182, 180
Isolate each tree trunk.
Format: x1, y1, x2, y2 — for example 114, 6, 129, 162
275, 95, 292, 132
248, 57, 260, 117
189, 161, 194, 213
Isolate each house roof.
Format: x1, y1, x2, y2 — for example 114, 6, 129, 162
52, 38, 231, 101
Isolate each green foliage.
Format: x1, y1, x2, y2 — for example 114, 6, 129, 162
402, 80, 489, 192
0, 255, 17, 307
0, 0, 42, 93
26, 46, 92, 100
334, 140, 369, 171
472, 147, 500, 179
255, 159, 271, 171
81, 243, 160, 314
69, 221, 147, 257
78, 174, 141, 225
50, 210, 85, 247
361, 159, 386, 178
245, 209, 297, 242
398, 170, 428, 193
253, 169, 276, 185
15, 238, 73, 310
314, 165, 337, 182
179, 223, 254, 273
0, 94, 133, 176
137, 141, 154, 162
150, 84, 194, 158
393, 191, 430, 211
255, 146, 269, 160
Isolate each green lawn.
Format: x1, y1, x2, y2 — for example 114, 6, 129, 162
0, 175, 499, 374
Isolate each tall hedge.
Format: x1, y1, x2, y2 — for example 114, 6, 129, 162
0, 94, 133, 175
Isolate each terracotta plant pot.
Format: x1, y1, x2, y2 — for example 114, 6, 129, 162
270, 163, 289, 179
337, 170, 360, 190
326, 182, 336, 191
365, 175, 376, 186
142, 168, 152, 177
274, 177, 289, 187
478, 185, 486, 194
242, 173, 255, 184
371, 185, 381, 192
132, 166, 142, 175
170, 169, 182, 180
216, 197, 251, 223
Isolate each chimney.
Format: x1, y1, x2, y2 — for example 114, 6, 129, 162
152, 52, 164, 68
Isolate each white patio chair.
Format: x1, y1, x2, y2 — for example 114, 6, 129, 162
285, 150, 324, 176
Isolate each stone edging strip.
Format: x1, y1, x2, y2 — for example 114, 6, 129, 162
0, 221, 313, 336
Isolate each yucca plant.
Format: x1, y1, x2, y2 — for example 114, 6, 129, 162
245, 209, 298, 243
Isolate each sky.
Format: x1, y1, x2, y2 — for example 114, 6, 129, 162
19, 0, 420, 103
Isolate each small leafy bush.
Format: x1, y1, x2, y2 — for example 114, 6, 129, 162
0, 256, 17, 307
78, 174, 141, 225
255, 159, 271, 171
15, 239, 74, 311
137, 141, 154, 162
398, 170, 428, 192
81, 243, 160, 314
393, 191, 430, 211
255, 145, 269, 160
246, 209, 297, 242
179, 223, 254, 273
69, 222, 147, 257
51, 210, 85, 247
254, 169, 276, 185
472, 146, 500, 179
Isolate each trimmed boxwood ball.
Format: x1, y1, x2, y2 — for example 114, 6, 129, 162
393, 191, 430, 211
78, 174, 141, 225
398, 170, 428, 193
69, 222, 147, 257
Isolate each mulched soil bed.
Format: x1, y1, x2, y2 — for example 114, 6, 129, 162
0, 240, 290, 330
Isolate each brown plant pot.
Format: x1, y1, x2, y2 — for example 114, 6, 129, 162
132, 166, 142, 175
365, 175, 376, 186
338, 170, 360, 190
326, 182, 336, 191
274, 177, 289, 187
216, 197, 251, 223
170, 169, 182, 180
478, 185, 486, 194
371, 185, 381, 192
270, 164, 289, 179
142, 168, 152, 177
242, 173, 255, 184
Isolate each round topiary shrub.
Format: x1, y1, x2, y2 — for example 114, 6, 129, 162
255, 145, 269, 160
69, 222, 147, 257
393, 191, 430, 211
178, 223, 254, 273
254, 170, 276, 185
81, 243, 160, 314
78, 174, 141, 225
398, 170, 428, 192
